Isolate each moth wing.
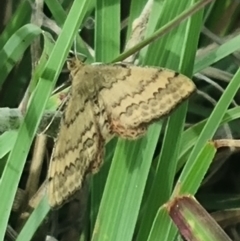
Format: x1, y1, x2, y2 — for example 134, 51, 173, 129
48, 91, 102, 208
98, 64, 195, 138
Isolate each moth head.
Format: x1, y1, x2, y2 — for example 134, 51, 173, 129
67, 57, 85, 78
67, 51, 87, 72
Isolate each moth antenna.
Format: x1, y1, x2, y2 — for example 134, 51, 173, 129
41, 95, 69, 135
73, 35, 78, 59
72, 29, 87, 62
66, 28, 88, 65
52, 81, 71, 95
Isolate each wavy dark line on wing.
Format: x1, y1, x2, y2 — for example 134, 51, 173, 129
110, 70, 176, 109
52, 130, 98, 162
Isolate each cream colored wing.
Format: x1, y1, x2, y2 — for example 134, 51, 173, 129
48, 60, 195, 207
47, 60, 117, 208
97, 64, 195, 138
47, 90, 103, 208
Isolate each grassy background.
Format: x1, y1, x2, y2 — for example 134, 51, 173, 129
0, 0, 240, 240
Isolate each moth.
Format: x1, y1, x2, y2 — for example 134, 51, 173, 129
47, 59, 196, 208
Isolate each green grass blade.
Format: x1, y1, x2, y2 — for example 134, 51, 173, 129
146, 207, 173, 241
0, 1, 31, 49
95, 0, 120, 61
136, 0, 203, 240
0, 0, 90, 238
16, 197, 49, 241
92, 124, 162, 241
147, 142, 216, 241
177, 142, 216, 194
0, 131, 17, 159
91, 0, 121, 233
0, 24, 42, 87
45, 0, 94, 61
177, 106, 240, 171
194, 33, 240, 73
177, 68, 240, 196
